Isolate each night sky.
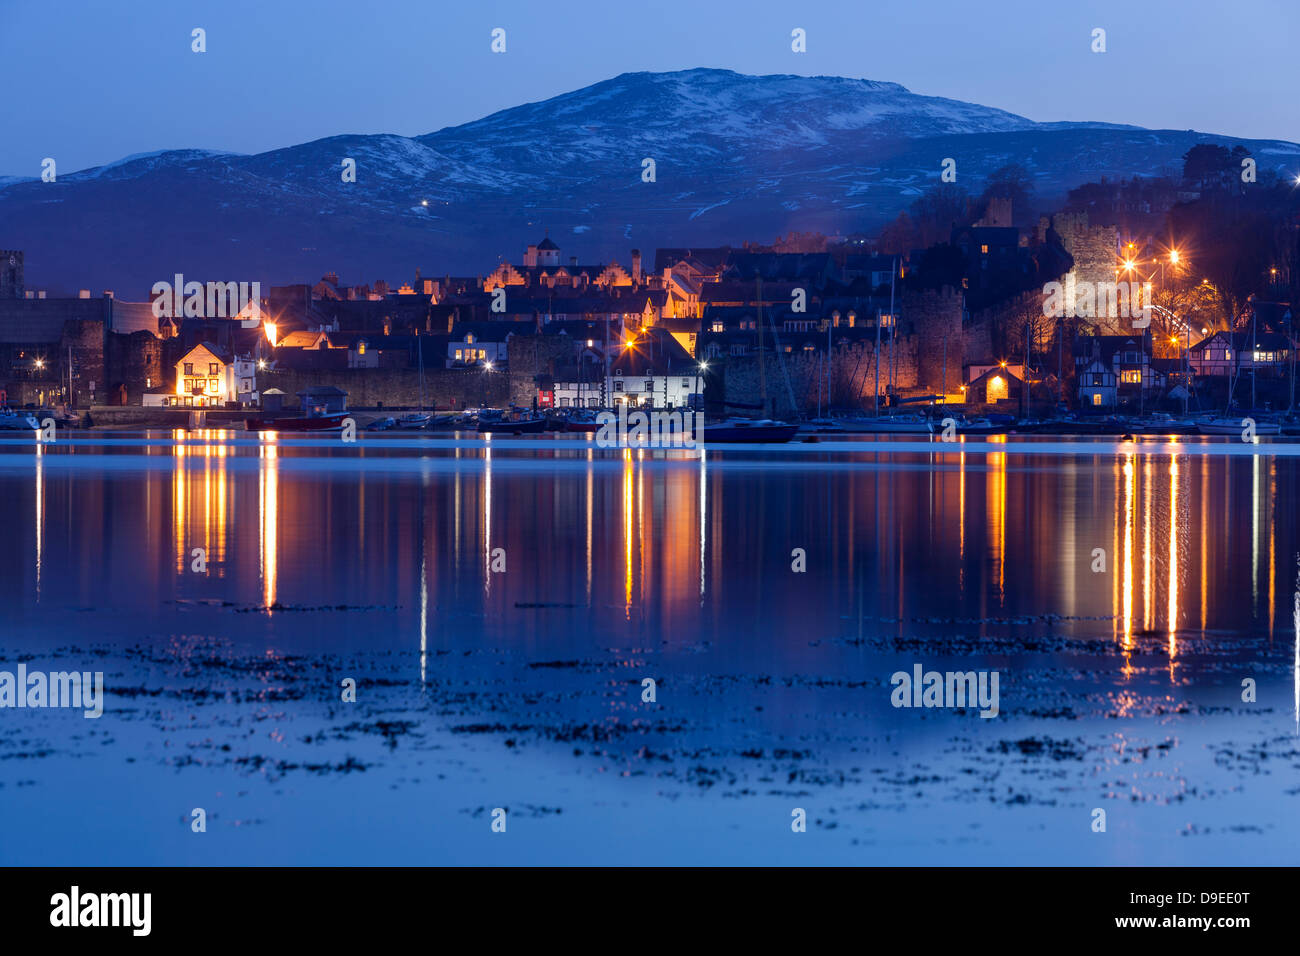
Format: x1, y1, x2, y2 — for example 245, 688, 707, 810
3, 0, 1294, 177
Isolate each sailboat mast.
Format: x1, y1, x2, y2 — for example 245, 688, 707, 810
874, 306, 882, 416
816, 352, 822, 419
756, 276, 766, 417
418, 333, 426, 411
1251, 304, 1257, 410
889, 259, 897, 407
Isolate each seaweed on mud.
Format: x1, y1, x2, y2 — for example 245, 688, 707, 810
992, 737, 1087, 761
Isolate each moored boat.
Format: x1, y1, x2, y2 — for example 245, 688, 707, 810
1131, 413, 1196, 435
396, 413, 432, 429
843, 414, 934, 435
0, 410, 41, 430
1197, 417, 1281, 436
477, 415, 547, 434
246, 412, 350, 432
564, 410, 602, 433
427, 414, 465, 431
800, 417, 845, 433
701, 418, 799, 444
956, 417, 1009, 435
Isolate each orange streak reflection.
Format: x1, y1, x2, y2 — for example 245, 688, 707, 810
259, 439, 278, 609
1168, 455, 1179, 672
1121, 456, 1135, 666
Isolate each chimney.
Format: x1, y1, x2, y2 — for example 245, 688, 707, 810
570, 256, 578, 267
79, 289, 90, 299
631, 249, 642, 285
103, 290, 114, 299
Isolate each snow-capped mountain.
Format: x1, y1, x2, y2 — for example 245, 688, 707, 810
3, 68, 1297, 297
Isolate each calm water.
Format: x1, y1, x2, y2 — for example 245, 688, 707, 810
1, 430, 1297, 865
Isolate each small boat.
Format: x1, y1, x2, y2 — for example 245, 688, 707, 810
246, 412, 350, 432
1130, 413, 1196, 435
1061, 416, 1129, 435
956, 417, 1009, 435
800, 417, 845, 433
478, 416, 547, 434
396, 413, 432, 429
701, 418, 799, 444
844, 414, 934, 435
427, 414, 465, 431
366, 416, 397, 431
0, 410, 41, 430
565, 410, 603, 433
1197, 417, 1281, 436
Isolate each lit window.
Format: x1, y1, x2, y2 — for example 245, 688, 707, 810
358, 341, 366, 355
1092, 393, 1102, 406
980, 244, 989, 254
209, 363, 218, 375
184, 363, 193, 375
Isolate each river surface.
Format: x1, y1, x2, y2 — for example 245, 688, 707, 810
0, 430, 1297, 865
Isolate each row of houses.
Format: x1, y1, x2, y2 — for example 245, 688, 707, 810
1072, 328, 1293, 408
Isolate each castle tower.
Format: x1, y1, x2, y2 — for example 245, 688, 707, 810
537, 236, 560, 267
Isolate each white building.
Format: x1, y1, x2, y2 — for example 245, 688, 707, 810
144, 342, 258, 407
552, 330, 704, 409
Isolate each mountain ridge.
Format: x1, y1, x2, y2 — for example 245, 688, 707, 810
3, 68, 1297, 297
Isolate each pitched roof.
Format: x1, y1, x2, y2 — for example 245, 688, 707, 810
449, 321, 516, 342
180, 341, 231, 362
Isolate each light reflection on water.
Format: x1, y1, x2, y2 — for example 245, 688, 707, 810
6, 432, 1297, 662
4, 430, 1300, 863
